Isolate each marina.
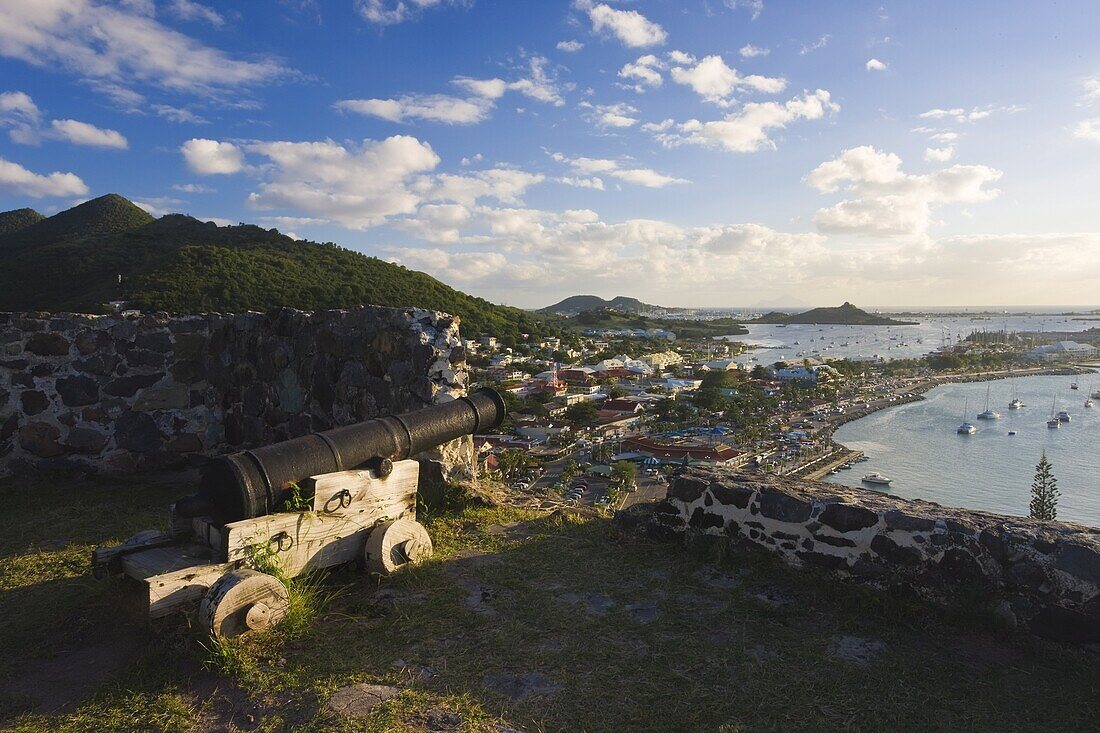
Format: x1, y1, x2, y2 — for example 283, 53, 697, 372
826, 374, 1100, 526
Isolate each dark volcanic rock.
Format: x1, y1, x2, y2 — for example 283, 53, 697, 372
56, 375, 99, 406
819, 503, 879, 533
757, 489, 812, 523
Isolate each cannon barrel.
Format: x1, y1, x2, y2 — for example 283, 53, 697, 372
192, 387, 506, 522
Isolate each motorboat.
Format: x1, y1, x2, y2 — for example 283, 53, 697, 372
1071, 382, 1079, 390
1009, 398, 1024, 409
1007, 430, 1017, 436
861, 472, 892, 485
1087, 398, 1095, 408
1057, 410, 1071, 423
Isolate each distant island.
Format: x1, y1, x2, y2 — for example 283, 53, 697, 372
540, 294, 660, 315
753, 302, 917, 326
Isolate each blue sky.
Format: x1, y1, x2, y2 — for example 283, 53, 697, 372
1, 0, 1099, 308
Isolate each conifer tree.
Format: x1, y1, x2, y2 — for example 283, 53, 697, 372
1029, 451, 1059, 521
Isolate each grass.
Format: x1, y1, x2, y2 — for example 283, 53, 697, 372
1, 471, 1098, 731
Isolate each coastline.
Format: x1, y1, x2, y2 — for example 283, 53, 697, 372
820, 364, 1093, 444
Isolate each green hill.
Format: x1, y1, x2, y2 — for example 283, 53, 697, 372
0, 208, 44, 238
541, 294, 657, 315
753, 302, 915, 326
0, 195, 550, 343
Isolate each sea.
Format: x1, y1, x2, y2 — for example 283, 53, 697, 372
726, 313, 1099, 364
824, 375, 1100, 527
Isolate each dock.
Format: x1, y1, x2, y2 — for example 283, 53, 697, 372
785, 447, 864, 481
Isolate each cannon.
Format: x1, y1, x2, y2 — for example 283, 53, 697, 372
93, 388, 506, 638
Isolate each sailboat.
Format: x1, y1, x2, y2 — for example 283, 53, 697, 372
977, 384, 1000, 420
1008, 382, 1024, 410
1047, 396, 1061, 429
958, 397, 977, 434
1085, 380, 1094, 408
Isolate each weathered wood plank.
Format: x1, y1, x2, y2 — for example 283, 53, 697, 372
121, 543, 235, 619
302, 460, 419, 513
222, 495, 415, 577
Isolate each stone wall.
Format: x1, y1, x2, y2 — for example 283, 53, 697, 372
640, 467, 1100, 642
0, 308, 469, 475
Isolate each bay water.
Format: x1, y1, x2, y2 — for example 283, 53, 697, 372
825, 374, 1100, 526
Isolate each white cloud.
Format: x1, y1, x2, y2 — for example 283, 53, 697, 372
739, 44, 769, 58
1073, 118, 1100, 143
552, 152, 688, 188
243, 136, 441, 229
866, 58, 887, 71
556, 40, 584, 53
809, 146, 1002, 237
335, 94, 492, 125
168, 0, 225, 26
0, 91, 127, 148
420, 169, 545, 206
172, 183, 215, 193
354, 0, 457, 25
669, 55, 786, 105
0, 157, 88, 198
48, 119, 128, 149
618, 54, 664, 92
153, 105, 209, 124
452, 77, 508, 99
0, 0, 289, 97
799, 35, 830, 54
724, 0, 763, 19
923, 145, 955, 162
655, 89, 838, 153
506, 56, 567, 106
181, 138, 245, 175
583, 102, 639, 128
918, 105, 1022, 123
1083, 73, 1100, 105
558, 176, 605, 190
667, 50, 695, 65
576, 0, 667, 48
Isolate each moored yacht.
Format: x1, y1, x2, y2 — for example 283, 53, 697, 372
1057, 410, 1071, 423
1009, 383, 1023, 409
958, 396, 976, 434
977, 384, 1000, 420
861, 472, 892, 485
1047, 396, 1061, 428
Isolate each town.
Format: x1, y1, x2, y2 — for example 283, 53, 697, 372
467, 320, 1097, 511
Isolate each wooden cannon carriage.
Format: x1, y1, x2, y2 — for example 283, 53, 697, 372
92, 389, 505, 638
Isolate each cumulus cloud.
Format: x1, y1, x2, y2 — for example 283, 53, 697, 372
181, 138, 245, 175
808, 146, 1002, 237
49, 119, 128, 149
1083, 73, 1100, 105
335, 95, 493, 125
669, 55, 785, 106
0, 157, 88, 198
739, 44, 769, 58
618, 54, 664, 92
551, 152, 688, 188
575, 0, 667, 48
651, 89, 838, 153
0, 0, 289, 98
557, 40, 584, 52
240, 136, 442, 229
581, 102, 639, 128
923, 145, 955, 162
0, 91, 127, 148
866, 58, 887, 71
354, 0, 459, 25
336, 59, 564, 127
1073, 118, 1100, 143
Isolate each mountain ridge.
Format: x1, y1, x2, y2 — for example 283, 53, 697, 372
753, 302, 916, 326
540, 294, 659, 315
0, 194, 551, 343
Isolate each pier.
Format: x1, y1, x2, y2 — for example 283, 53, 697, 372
785, 447, 864, 480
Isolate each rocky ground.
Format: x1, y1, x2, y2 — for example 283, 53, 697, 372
1, 471, 1098, 732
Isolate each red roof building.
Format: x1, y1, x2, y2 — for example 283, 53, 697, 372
622, 436, 746, 464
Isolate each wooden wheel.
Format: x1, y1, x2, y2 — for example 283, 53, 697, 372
364, 519, 433, 575
200, 569, 290, 639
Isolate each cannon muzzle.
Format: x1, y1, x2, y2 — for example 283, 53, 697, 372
188, 387, 506, 522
